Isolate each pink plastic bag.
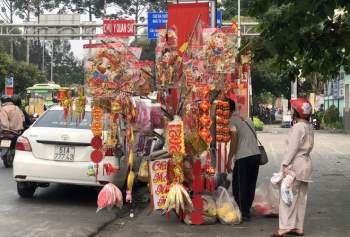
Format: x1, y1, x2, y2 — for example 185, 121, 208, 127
97, 183, 123, 212
251, 179, 279, 216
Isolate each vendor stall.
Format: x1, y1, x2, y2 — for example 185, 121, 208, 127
60, 6, 252, 227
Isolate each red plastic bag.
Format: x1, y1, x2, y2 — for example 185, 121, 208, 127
96, 183, 123, 212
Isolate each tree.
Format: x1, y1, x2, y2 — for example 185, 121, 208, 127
221, 0, 253, 20
13, 0, 57, 22
0, 53, 45, 95
249, 0, 350, 79
51, 40, 84, 86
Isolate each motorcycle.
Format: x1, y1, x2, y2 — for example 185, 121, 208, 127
0, 129, 22, 168
310, 114, 320, 130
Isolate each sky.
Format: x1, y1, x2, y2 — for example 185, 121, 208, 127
8, 7, 120, 61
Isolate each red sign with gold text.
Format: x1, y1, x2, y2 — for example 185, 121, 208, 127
103, 19, 136, 37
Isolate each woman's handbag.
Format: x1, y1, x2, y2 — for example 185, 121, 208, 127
244, 120, 268, 166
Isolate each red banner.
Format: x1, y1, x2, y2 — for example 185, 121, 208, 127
168, 3, 210, 48
103, 19, 136, 37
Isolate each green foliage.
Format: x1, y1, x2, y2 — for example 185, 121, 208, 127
324, 105, 341, 125
221, 0, 253, 20
0, 53, 45, 95
327, 121, 343, 129
254, 91, 273, 105
250, 0, 350, 79
253, 116, 264, 131
130, 36, 157, 61
251, 59, 291, 98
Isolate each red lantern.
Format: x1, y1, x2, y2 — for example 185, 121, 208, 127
91, 150, 103, 163
91, 136, 103, 150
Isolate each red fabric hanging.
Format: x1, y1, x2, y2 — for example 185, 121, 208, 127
224, 144, 228, 173
217, 143, 222, 173
168, 3, 210, 48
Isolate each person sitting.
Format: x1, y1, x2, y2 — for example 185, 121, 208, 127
12, 95, 32, 129
0, 96, 25, 131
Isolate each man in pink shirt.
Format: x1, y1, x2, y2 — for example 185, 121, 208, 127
0, 96, 25, 131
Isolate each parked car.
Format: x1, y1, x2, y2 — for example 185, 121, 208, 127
13, 105, 128, 198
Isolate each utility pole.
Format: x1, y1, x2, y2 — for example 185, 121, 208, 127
9, 0, 13, 58
50, 41, 54, 82
42, 39, 45, 71
211, 0, 217, 28
26, 7, 30, 63
237, 0, 241, 48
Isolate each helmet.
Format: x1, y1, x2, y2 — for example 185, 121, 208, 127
11, 95, 21, 107
291, 98, 312, 119
1, 95, 13, 104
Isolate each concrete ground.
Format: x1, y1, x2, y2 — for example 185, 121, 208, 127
96, 128, 350, 237
0, 126, 349, 237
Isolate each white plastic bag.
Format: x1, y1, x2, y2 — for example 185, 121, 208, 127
252, 179, 279, 216
215, 187, 241, 224
281, 174, 295, 206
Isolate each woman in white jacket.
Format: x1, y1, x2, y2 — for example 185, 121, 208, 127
272, 98, 314, 237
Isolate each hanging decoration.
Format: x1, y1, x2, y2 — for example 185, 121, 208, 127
204, 30, 237, 73
215, 100, 231, 174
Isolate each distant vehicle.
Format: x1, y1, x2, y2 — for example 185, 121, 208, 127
13, 105, 129, 198
311, 114, 320, 130
281, 111, 292, 128
26, 83, 61, 108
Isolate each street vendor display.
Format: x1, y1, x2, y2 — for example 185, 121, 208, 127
63, 11, 251, 227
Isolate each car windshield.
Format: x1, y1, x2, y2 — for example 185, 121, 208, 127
33, 110, 91, 129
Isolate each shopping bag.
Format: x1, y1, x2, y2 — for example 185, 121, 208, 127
281, 174, 295, 206
251, 179, 279, 216
184, 195, 217, 225
215, 187, 241, 224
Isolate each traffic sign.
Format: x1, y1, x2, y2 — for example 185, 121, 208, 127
103, 19, 136, 37
147, 12, 168, 39
147, 10, 223, 39
216, 9, 223, 28
5, 76, 13, 87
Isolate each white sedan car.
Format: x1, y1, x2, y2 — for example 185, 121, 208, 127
13, 105, 128, 198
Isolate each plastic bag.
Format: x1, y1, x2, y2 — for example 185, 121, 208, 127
137, 159, 149, 182
135, 100, 152, 132
270, 172, 283, 188
251, 179, 279, 216
183, 195, 217, 225
150, 104, 164, 129
96, 183, 123, 212
215, 187, 241, 224
281, 174, 295, 206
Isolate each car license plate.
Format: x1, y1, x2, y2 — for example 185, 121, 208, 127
54, 146, 75, 162
0, 140, 11, 148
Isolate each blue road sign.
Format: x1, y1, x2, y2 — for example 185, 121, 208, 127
147, 10, 223, 39
216, 9, 223, 28
147, 12, 168, 39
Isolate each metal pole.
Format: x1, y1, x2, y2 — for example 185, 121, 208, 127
42, 39, 45, 71
237, 0, 241, 48
9, 0, 13, 58
50, 41, 54, 82
26, 7, 30, 63
211, 0, 217, 28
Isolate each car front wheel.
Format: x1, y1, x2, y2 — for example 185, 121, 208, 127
17, 182, 37, 198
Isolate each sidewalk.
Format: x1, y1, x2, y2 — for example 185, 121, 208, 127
95, 132, 350, 237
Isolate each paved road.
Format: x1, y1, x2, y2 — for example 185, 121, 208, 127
0, 167, 119, 237
97, 129, 350, 237
1, 128, 349, 237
